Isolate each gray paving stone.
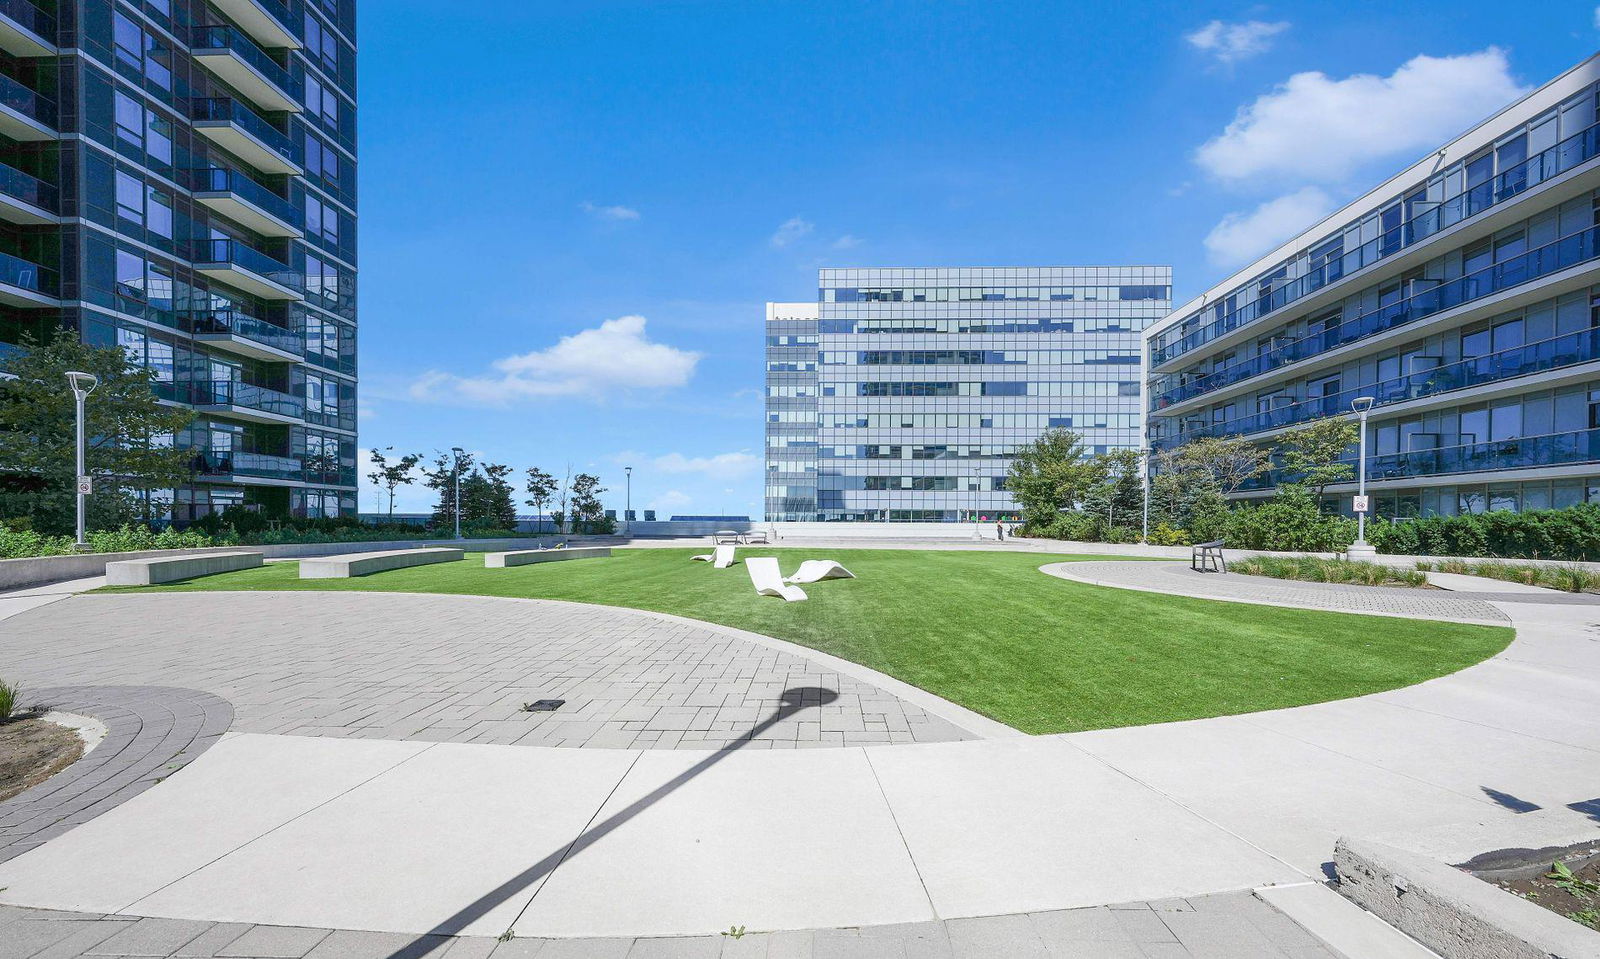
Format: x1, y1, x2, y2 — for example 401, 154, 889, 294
623, 938, 721, 958
173, 925, 254, 958
215, 926, 332, 958
534, 940, 632, 959
304, 932, 450, 959
947, 915, 1047, 959
88, 918, 215, 956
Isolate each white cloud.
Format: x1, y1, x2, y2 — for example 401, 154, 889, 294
1196, 48, 1528, 183
648, 490, 693, 514
831, 234, 863, 250
410, 315, 701, 405
1185, 20, 1289, 65
651, 451, 760, 475
1594, 5, 1600, 29
770, 216, 814, 248
1204, 187, 1336, 266
580, 201, 640, 221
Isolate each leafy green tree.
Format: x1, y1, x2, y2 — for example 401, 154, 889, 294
366, 447, 420, 519
1279, 416, 1358, 500
0, 331, 192, 535
478, 462, 518, 528
420, 449, 472, 530
1149, 435, 1270, 531
568, 472, 607, 532
524, 466, 557, 533
1081, 448, 1144, 532
1006, 429, 1102, 530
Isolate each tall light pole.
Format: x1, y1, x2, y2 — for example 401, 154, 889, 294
450, 446, 465, 540
1140, 447, 1151, 545
624, 466, 632, 537
1347, 397, 1377, 560
65, 372, 98, 551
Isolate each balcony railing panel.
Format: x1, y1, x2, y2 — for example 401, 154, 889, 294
0, 248, 56, 295
0, 0, 54, 42
1153, 122, 1600, 368
164, 379, 304, 419
0, 72, 53, 126
191, 237, 305, 294
186, 167, 296, 226
0, 159, 55, 211
195, 309, 302, 355
1237, 428, 1600, 491
189, 97, 294, 162
190, 25, 295, 96
194, 450, 302, 481
1151, 224, 1600, 412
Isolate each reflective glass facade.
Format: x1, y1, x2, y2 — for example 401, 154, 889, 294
1146, 54, 1600, 518
0, 0, 358, 523
767, 267, 1171, 521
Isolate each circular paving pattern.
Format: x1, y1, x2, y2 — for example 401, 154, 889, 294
0, 592, 974, 750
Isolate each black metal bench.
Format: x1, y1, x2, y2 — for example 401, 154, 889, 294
1192, 539, 1226, 573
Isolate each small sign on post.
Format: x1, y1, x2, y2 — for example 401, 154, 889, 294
76, 476, 92, 495
1352, 494, 1370, 514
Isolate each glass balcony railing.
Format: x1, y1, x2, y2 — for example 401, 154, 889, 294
185, 167, 296, 226
193, 449, 303, 481
1151, 224, 1600, 412
1162, 327, 1600, 448
186, 379, 304, 419
1153, 121, 1600, 368
0, 158, 55, 211
189, 25, 296, 96
0, 72, 54, 127
189, 97, 294, 163
1238, 428, 1600, 492
0, 248, 55, 295
191, 237, 305, 293
194, 309, 303, 355
0, 0, 54, 41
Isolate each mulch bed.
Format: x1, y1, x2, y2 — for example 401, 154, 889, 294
1491, 852, 1600, 932
0, 716, 85, 802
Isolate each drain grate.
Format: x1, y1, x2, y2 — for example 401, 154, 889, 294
523, 699, 566, 712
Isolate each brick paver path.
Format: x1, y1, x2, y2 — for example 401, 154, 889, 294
0, 686, 232, 864
1048, 561, 1519, 623
0, 593, 971, 750
0, 889, 1341, 959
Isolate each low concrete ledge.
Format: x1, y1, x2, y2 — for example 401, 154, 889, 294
104, 550, 263, 586
484, 546, 612, 568
298, 547, 464, 579
1335, 836, 1600, 959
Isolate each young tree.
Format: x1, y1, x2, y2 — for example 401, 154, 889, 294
479, 462, 518, 529
1167, 435, 1271, 494
1081, 448, 1144, 530
1279, 416, 1358, 500
366, 447, 420, 520
0, 330, 193, 534
568, 472, 606, 533
419, 449, 473, 530
525, 466, 557, 533
551, 464, 572, 532
1005, 429, 1102, 530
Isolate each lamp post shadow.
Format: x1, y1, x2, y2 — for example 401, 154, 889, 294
380, 686, 842, 959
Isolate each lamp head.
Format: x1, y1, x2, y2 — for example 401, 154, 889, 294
65, 371, 98, 397
1351, 396, 1376, 414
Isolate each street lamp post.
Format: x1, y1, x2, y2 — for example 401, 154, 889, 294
1140, 447, 1151, 545
1347, 397, 1377, 560
624, 466, 632, 537
450, 446, 465, 540
65, 372, 98, 551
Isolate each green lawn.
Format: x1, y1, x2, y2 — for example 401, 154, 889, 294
103, 548, 1512, 734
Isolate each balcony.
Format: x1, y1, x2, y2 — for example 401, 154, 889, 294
1238, 428, 1600, 492
0, 248, 56, 306
191, 238, 304, 301
1150, 224, 1600, 412
184, 379, 304, 424
1163, 327, 1600, 449
0, 72, 53, 140
194, 310, 303, 362
0, 159, 54, 224
187, 167, 299, 237
193, 449, 305, 484
0, 0, 55, 57
190, 26, 299, 114
189, 98, 300, 175
209, 0, 299, 50
1152, 121, 1600, 369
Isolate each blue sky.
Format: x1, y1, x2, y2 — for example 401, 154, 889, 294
356, 0, 1599, 518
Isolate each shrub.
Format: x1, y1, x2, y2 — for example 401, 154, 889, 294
1147, 523, 1191, 547
1370, 503, 1600, 561
1233, 555, 1427, 587
0, 527, 74, 558
0, 677, 17, 720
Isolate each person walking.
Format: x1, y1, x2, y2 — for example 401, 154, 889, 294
995, 521, 1005, 541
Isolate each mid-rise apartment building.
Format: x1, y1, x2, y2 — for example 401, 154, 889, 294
1145, 53, 1600, 519
767, 266, 1170, 522
0, 0, 358, 523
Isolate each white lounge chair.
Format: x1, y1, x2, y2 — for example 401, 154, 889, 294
747, 557, 806, 602
785, 560, 854, 584
691, 544, 737, 568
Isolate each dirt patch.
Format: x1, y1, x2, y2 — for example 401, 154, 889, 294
0, 716, 85, 802
1488, 850, 1600, 932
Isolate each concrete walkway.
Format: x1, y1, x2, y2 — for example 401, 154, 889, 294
0, 562, 1597, 947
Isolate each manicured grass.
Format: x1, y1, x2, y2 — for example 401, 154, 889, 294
102, 548, 1512, 734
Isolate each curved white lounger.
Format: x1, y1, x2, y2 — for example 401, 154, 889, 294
746, 556, 806, 601
690, 544, 737, 568
786, 560, 855, 584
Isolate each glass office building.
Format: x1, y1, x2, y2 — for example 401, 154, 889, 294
766, 267, 1171, 522
0, 0, 358, 523
1146, 53, 1600, 519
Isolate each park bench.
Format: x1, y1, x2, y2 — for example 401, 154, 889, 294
712, 530, 742, 545
299, 547, 463, 579
741, 530, 771, 544
1192, 540, 1227, 574
104, 550, 263, 586
484, 546, 611, 568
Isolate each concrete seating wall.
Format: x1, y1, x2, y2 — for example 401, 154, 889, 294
299, 548, 464, 579
484, 547, 612, 568
104, 551, 264, 586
